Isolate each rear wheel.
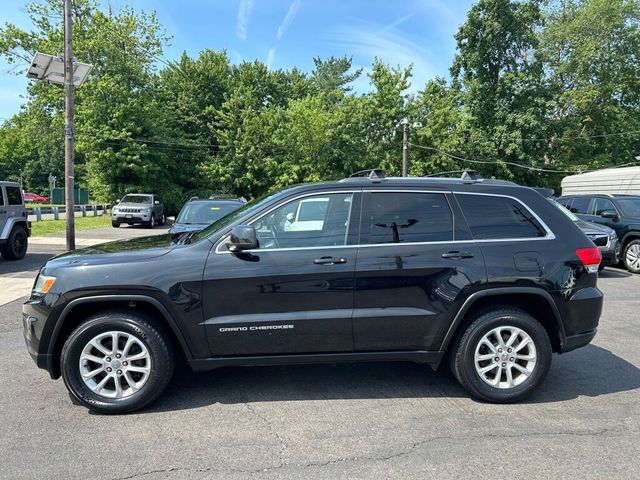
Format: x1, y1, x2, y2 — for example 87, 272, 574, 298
61, 310, 175, 414
0, 225, 28, 260
450, 308, 551, 403
623, 239, 640, 274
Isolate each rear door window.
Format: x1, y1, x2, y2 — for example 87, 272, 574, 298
591, 198, 617, 216
567, 197, 591, 214
456, 194, 547, 240
360, 192, 453, 244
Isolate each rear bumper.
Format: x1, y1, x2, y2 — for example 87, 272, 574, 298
559, 286, 603, 353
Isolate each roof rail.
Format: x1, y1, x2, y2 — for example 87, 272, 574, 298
425, 169, 480, 181
348, 169, 385, 181
209, 194, 247, 203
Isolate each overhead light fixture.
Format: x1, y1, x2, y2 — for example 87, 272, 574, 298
26, 52, 92, 87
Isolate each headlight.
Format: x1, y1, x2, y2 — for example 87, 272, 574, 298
34, 274, 56, 294
609, 231, 617, 239
112, 207, 119, 213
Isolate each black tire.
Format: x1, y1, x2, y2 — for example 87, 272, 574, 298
449, 307, 552, 403
60, 310, 175, 414
112, 221, 120, 228
0, 225, 28, 260
598, 264, 606, 272
622, 239, 640, 274
160, 214, 166, 226
147, 215, 155, 229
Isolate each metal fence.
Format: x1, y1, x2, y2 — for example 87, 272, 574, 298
26, 204, 110, 222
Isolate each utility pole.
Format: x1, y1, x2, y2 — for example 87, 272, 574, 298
63, 0, 75, 250
402, 120, 409, 177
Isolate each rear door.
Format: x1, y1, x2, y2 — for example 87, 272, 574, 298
353, 190, 486, 352
4, 185, 24, 223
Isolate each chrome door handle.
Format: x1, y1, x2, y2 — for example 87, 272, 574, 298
441, 251, 475, 259
314, 256, 347, 265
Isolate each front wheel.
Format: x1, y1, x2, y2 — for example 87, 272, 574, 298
147, 215, 155, 229
623, 239, 640, 274
0, 225, 28, 260
450, 308, 552, 403
60, 310, 175, 414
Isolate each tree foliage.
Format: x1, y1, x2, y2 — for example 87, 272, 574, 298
1, 0, 639, 209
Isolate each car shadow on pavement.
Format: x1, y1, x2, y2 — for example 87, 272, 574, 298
0, 253, 52, 274
144, 344, 639, 413
599, 268, 632, 279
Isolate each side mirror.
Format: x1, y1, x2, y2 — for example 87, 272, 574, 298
601, 210, 618, 219
286, 212, 295, 223
226, 225, 258, 252
154, 200, 160, 205
115, 199, 121, 204
166, 216, 175, 226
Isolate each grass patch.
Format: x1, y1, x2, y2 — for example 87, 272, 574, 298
25, 203, 65, 208
31, 214, 112, 237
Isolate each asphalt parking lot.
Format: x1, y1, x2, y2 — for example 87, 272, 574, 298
0, 233, 638, 479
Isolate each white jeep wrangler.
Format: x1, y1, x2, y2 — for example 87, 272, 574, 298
0, 181, 31, 260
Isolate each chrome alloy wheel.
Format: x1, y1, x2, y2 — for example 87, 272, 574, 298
79, 331, 152, 399
625, 243, 640, 270
474, 326, 537, 389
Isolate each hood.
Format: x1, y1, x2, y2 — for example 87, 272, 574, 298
43, 234, 178, 270
574, 219, 614, 235
114, 202, 151, 208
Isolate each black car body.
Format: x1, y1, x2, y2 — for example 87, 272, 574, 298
549, 199, 619, 268
23, 172, 604, 412
557, 194, 640, 273
169, 197, 245, 235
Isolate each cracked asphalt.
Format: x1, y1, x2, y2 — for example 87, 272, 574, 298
1, 262, 639, 478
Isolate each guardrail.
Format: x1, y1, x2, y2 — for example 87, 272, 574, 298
27, 204, 111, 222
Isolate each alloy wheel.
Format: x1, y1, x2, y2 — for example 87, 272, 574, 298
625, 243, 640, 271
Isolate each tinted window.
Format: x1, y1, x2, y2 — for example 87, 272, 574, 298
457, 194, 546, 239
592, 198, 616, 216
121, 195, 152, 204
360, 192, 453, 244
177, 202, 242, 224
556, 197, 570, 207
254, 193, 353, 249
616, 197, 640, 217
568, 197, 590, 214
6, 186, 22, 206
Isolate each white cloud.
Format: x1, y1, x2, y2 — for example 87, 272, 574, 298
266, 48, 276, 69
328, 20, 438, 91
236, 0, 255, 40
276, 0, 301, 40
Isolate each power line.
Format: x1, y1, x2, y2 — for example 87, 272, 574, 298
408, 143, 586, 174
518, 129, 640, 143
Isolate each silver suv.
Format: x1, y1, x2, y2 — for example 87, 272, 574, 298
111, 193, 165, 228
0, 181, 31, 260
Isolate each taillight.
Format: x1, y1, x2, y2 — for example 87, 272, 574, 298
576, 247, 602, 273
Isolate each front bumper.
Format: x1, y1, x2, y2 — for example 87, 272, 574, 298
22, 297, 58, 378
112, 212, 150, 223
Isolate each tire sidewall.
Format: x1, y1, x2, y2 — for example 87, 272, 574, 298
623, 240, 640, 274
61, 316, 171, 414
458, 312, 552, 403
2, 226, 27, 260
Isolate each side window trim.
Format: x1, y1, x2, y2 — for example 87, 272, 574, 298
215, 190, 362, 253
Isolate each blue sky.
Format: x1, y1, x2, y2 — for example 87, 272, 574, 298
0, 0, 475, 120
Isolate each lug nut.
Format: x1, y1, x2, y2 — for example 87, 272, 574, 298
507, 348, 512, 353
498, 348, 503, 353
494, 357, 499, 362
116, 354, 121, 359
510, 357, 514, 362
123, 361, 128, 366
501, 363, 506, 367
105, 357, 111, 362
106, 367, 112, 372
117, 369, 122, 375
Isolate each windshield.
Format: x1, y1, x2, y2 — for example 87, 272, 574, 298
548, 198, 579, 222
121, 195, 152, 204
615, 197, 640, 217
191, 192, 280, 243
176, 202, 242, 225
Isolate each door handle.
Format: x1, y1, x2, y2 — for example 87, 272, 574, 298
314, 256, 347, 265
441, 251, 475, 259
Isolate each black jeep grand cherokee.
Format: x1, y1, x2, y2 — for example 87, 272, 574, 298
23, 170, 603, 413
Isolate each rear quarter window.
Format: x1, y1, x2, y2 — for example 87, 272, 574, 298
5, 186, 23, 206
456, 194, 547, 240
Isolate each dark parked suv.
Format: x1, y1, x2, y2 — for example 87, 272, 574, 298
557, 194, 640, 273
23, 170, 603, 413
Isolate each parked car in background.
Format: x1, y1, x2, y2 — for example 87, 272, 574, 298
22, 192, 49, 203
111, 194, 165, 228
169, 196, 246, 235
557, 194, 640, 273
1, 181, 31, 260
23, 170, 604, 413
549, 199, 619, 270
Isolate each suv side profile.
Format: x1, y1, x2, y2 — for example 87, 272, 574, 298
557, 194, 640, 273
111, 193, 165, 228
23, 171, 603, 413
1, 181, 31, 260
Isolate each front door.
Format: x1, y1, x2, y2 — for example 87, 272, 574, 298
202, 190, 360, 356
353, 190, 486, 352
